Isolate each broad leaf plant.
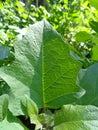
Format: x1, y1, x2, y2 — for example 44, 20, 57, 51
0, 19, 98, 130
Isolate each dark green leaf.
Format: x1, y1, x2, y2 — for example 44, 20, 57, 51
0, 45, 10, 60
77, 63, 98, 106
89, 21, 98, 34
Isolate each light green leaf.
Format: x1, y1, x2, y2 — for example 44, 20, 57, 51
0, 94, 8, 121
92, 36, 98, 44
21, 96, 42, 130
77, 63, 98, 106
75, 31, 92, 42
92, 45, 98, 61
39, 110, 54, 129
0, 2, 3, 9
0, 31, 8, 42
0, 111, 28, 130
89, 0, 98, 10
0, 20, 82, 115
54, 105, 98, 130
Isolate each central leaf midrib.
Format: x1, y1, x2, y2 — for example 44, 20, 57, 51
42, 22, 45, 109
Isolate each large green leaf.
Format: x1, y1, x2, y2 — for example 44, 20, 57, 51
0, 111, 28, 130
77, 63, 98, 106
54, 105, 98, 130
0, 20, 82, 115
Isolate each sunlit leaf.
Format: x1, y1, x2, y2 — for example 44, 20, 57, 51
92, 45, 98, 61
0, 20, 82, 115
75, 31, 92, 42
89, 0, 98, 10
54, 105, 98, 130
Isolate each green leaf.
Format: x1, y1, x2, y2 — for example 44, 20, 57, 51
39, 110, 54, 129
0, 31, 8, 42
89, 0, 98, 10
89, 21, 98, 34
0, 20, 82, 115
92, 45, 98, 61
0, 94, 8, 121
0, 2, 3, 9
0, 45, 10, 60
54, 105, 98, 130
92, 36, 98, 44
75, 31, 92, 42
0, 111, 28, 130
21, 96, 42, 130
77, 63, 98, 106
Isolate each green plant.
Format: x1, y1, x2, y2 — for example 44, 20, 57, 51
1, 0, 98, 129
0, 20, 98, 129
0, 0, 97, 62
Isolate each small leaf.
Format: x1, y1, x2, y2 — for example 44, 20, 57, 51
39, 110, 54, 129
0, 94, 8, 121
89, 21, 98, 34
0, 2, 3, 9
0, 31, 8, 42
21, 96, 42, 130
54, 105, 98, 130
92, 36, 98, 44
75, 31, 92, 42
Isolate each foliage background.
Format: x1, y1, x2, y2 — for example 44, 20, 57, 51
1, 0, 98, 65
